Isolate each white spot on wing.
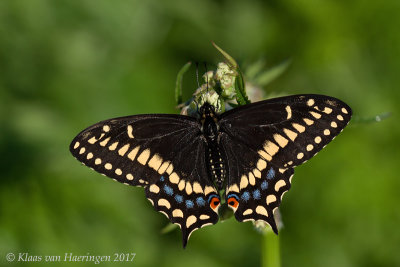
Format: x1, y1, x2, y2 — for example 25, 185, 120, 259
127, 125, 134, 138
303, 118, 314, 125
258, 150, 272, 161
127, 146, 140, 161
323, 107, 333, 114
158, 199, 171, 209
137, 149, 150, 165
169, 172, 180, 184
88, 137, 97, 144
158, 161, 170, 175
255, 206, 268, 216
108, 142, 118, 151
100, 137, 111, 147
118, 144, 130, 156
274, 180, 286, 191
74, 142, 80, 149
283, 128, 298, 141
257, 158, 267, 171
148, 154, 163, 171
266, 195, 277, 205
240, 175, 249, 189
252, 169, 261, 179
249, 172, 256, 185
193, 182, 203, 194
243, 209, 253, 215
200, 214, 210, 220
186, 215, 197, 228
274, 134, 289, 148
292, 123, 305, 133
228, 184, 239, 193
285, 105, 292, 119
204, 186, 216, 195
263, 141, 279, 156
172, 209, 183, 218
149, 184, 160, 193
105, 163, 112, 170
310, 111, 322, 119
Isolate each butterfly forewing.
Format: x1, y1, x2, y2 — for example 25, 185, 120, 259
220, 94, 351, 228
219, 94, 352, 168
70, 114, 220, 247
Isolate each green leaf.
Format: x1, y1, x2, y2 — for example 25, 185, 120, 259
255, 59, 291, 87
160, 223, 178, 234
175, 62, 192, 105
212, 42, 238, 69
245, 59, 266, 80
234, 72, 251, 105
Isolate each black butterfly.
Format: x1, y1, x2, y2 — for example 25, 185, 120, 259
70, 94, 351, 247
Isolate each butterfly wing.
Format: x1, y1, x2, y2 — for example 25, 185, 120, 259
70, 114, 220, 247
219, 94, 352, 230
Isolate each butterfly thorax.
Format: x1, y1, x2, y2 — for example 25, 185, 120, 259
200, 103, 226, 190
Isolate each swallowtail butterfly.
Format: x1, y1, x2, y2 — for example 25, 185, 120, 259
70, 94, 351, 247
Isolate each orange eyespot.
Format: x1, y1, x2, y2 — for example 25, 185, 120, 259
209, 197, 220, 210
227, 197, 239, 209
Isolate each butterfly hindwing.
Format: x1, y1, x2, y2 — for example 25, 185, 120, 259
220, 94, 351, 229
70, 114, 220, 247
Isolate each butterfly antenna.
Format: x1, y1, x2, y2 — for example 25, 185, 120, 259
195, 62, 200, 89
204, 62, 209, 92
193, 62, 201, 115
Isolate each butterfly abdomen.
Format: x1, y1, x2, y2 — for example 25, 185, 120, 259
205, 140, 226, 190
200, 103, 227, 191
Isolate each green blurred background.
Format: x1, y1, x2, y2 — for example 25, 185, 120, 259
1, 0, 399, 266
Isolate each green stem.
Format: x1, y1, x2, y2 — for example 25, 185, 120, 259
262, 230, 281, 267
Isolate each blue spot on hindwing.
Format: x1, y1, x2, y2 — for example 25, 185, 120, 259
185, 200, 194, 208
241, 191, 250, 201
267, 168, 275, 180
207, 194, 219, 204
196, 197, 206, 206
227, 193, 239, 201
261, 181, 268, 190
253, 189, 261, 199
160, 176, 165, 182
163, 185, 173, 196
175, 194, 183, 203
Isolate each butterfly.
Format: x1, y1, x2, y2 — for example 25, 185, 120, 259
70, 94, 351, 247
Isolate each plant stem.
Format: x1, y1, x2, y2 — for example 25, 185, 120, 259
262, 229, 281, 267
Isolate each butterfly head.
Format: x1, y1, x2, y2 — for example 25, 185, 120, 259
199, 102, 219, 118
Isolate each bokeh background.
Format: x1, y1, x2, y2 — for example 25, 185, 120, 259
1, 0, 399, 266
